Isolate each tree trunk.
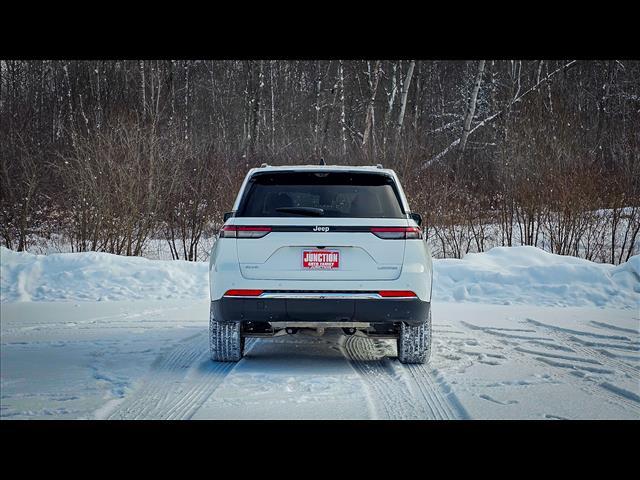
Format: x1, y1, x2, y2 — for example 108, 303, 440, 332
339, 60, 347, 156
362, 60, 382, 156
396, 60, 415, 137
459, 60, 486, 156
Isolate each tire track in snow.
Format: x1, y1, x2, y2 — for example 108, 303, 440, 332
340, 335, 465, 419
573, 372, 640, 415
340, 336, 417, 419
525, 319, 640, 381
404, 363, 469, 419
524, 319, 640, 414
455, 317, 640, 416
589, 321, 640, 336
107, 333, 257, 420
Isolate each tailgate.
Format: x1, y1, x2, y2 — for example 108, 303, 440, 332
236, 221, 407, 281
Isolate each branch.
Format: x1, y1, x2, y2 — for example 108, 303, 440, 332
421, 60, 578, 171
429, 119, 461, 134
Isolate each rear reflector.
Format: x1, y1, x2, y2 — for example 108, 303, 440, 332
378, 290, 417, 297
371, 227, 422, 239
220, 225, 271, 238
224, 289, 264, 297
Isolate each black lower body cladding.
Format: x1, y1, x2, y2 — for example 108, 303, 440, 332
211, 297, 430, 326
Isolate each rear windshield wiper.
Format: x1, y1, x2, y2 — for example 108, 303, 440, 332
275, 207, 325, 216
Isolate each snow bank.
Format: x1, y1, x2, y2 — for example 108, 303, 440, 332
433, 246, 639, 308
1, 246, 638, 308
0, 247, 208, 303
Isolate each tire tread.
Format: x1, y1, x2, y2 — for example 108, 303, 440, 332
397, 309, 432, 364
209, 304, 244, 362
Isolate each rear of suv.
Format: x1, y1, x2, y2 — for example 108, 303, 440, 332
208, 165, 433, 364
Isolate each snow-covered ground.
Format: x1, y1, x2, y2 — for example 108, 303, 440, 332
1, 246, 639, 419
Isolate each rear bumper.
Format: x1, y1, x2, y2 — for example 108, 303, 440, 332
211, 296, 430, 326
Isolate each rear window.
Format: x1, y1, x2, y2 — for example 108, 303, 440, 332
237, 172, 405, 218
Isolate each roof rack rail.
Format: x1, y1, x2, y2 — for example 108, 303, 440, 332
260, 163, 269, 168
376, 163, 383, 169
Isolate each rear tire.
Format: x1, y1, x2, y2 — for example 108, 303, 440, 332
209, 303, 244, 362
397, 308, 432, 364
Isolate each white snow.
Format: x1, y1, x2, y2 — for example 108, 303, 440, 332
433, 246, 640, 308
0, 247, 209, 303
2, 245, 638, 309
1, 245, 639, 419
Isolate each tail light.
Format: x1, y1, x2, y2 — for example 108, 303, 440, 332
371, 227, 422, 239
224, 289, 264, 297
219, 225, 271, 238
378, 290, 417, 297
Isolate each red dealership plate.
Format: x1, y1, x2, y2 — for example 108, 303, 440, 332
302, 250, 340, 269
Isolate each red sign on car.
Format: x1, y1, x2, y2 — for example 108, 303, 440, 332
302, 250, 340, 269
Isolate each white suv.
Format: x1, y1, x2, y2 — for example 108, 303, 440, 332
208, 164, 433, 364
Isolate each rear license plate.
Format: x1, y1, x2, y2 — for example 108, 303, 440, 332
302, 250, 340, 269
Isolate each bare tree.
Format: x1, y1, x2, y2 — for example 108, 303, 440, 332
1, 59, 638, 264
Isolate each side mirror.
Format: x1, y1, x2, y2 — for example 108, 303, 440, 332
223, 211, 234, 222
409, 212, 422, 226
